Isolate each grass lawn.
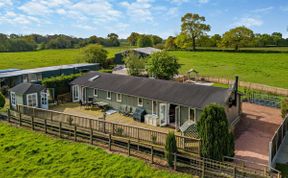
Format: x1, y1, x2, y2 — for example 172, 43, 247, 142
169, 51, 288, 88
0, 122, 191, 178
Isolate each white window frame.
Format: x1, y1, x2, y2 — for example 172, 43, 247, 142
26, 93, 38, 107
41, 92, 48, 106
188, 108, 196, 122
94, 89, 98, 97
107, 91, 111, 100
116, 93, 122, 102
72, 85, 80, 102
138, 97, 143, 107
11, 92, 16, 107
152, 100, 157, 115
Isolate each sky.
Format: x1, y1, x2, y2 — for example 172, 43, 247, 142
0, 0, 287, 38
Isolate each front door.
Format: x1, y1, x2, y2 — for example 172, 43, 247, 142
175, 106, 181, 129
159, 103, 168, 126
41, 92, 48, 109
82, 87, 86, 103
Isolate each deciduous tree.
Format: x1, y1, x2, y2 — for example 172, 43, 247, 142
123, 52, 146, 76
78, 44, 108, 68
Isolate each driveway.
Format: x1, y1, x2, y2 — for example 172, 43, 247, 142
234, 103, 282, 165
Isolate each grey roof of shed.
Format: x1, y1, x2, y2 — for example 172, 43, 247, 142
116, 47, 161, 55
0, 63, 98, 79
71, 71, 231, 108
9, 83, 46, 95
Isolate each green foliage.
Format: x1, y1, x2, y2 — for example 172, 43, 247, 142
127, 32, 140, 46
276, 163, 288, 178
0, 122, 190, 178
107, 33, 120, 47
78, 44, 108, 67
123, 51, 146, 76
197, 104, 234, 161
0, 92, 5, 109
175, 33, 192, 49
42, 73, 82, 96
137, 35, 153, 47
165, 36, 177, 50
181, 13, 211, 50
281, 98, 288, 118
165, 132, 177, 167
151, 35, 163, 45
147, 51, 180, 80
151, 134, 157, 144
115, 127, 124, 136
220, 26, 254, 50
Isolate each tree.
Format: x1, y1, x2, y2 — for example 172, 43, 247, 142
151, 35, 163, 45
107, 33, 120, 46
197, 104, 234, 161
181, 13, 211, 50
147, 51, 180, 80
127, 32, 140, 46
137, 35, 153, 47
0, 92, 5, 109
164, 36, 177, 50
220, 26, 254, 50
272, 32, 282, 46
211, 34, 222, 47
165, 132, 177, 167
281, 98, 288, 118
175, 33, 192, 49
123, 51, 146, 76
78, 44, 108, 68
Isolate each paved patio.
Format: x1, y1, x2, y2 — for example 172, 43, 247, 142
234, 103, 282, 165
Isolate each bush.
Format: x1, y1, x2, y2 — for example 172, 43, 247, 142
42, 73, 82, 96
124, 51, 146, 76
0, 92, 5, 109
197, 104, 234, 161
281, 98, 288, 118
78, 44, 108, 68
165, 132, 177, 167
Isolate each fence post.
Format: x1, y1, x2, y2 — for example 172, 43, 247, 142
128, 140, 131, 156
109, 134, 112, 151
7, 109, 10, 122
151, 146, 154, 164
50, 112, 53, 121
174, 153, 177, 171
44, 119, 47, 133
74, 125, 77, 141
112, 123, 115, 135
59, 122, 62, 138
90, 128, 93, 144
202, 159, 205, 178
19, 112, 22, 126
233, 167, 236, 178
31, 116, 34, 130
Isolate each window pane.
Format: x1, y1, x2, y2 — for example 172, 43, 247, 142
190, 109, 195, 121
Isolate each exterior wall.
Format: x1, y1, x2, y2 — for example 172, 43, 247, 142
225, 94, 241, 125
180, 106, 189, 126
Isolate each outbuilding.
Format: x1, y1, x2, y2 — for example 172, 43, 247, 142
9, 83, 49, 110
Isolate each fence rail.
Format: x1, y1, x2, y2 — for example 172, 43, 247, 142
269, 115, 288, 168
7, 107, 281, 178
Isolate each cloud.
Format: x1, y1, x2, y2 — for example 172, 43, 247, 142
198, 0, 209, 4
0, 11, 40, 25
19, 1, 52, 15
280, 6, 288, 12
0, 0, 13, 8
120, 0, 153, 22
251, 6, 274, 13
232, 17, 263, 28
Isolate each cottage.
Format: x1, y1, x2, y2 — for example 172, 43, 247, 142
114, 47, 161, 64
9, 83, 49, 110
0, 63, 99, 89
70, 72, 241, 134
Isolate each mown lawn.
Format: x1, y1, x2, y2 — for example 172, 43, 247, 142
0, 122, 191, 178
0, 48, 288, 88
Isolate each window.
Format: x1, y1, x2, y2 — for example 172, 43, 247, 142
11, 92, 16, 106
116, 93, 122, 102
107, 91, 111, 100
138, 98, 143, 107
189, 108, 195, 122
94, 89, 98, 97
72, 85, 79, 101
41, 92, 48, 105
29, 74, 37, 82
152, 101, 157, 115
27, 93, 38, 107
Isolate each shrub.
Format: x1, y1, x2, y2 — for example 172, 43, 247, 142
124, 51, 146, 76
0, 92, 5, 108
165, 132, 177, 167
42, 73, 82, 96
281, 98, 288, 118
197, 104, 235, 161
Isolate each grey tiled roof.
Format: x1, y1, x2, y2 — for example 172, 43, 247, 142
71, 71, 230, 108
9, 83, 45, 95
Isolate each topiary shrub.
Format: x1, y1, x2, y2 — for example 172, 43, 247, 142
281, 98, 288, 118
197, 103, 235, 161
0, 92, 5, 109
165, 131, 177, 167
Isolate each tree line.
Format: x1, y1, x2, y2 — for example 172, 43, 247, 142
0, 33, 121, 52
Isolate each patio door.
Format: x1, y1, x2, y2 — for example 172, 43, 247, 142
72, 85, 80, 102
82, 87, 86, 103
175, 106, 180, 129
159, 103, 168, 126
41, 92, 48, 109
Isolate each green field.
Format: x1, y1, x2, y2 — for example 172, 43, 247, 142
0, 122, 190, 178
0, 47, 288, 88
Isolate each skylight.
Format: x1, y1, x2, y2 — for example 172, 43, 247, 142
88, 75, 100, 82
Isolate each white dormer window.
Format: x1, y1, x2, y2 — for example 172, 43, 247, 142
107, 91, 111, 100
89, 75, 100, 82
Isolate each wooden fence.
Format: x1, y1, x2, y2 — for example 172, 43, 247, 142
196, 75, 288, 97
7, 107, 281, 178
269, 115, 288, 168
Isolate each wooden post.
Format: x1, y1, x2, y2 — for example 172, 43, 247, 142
128, 140, 131, 156
44, 119, 47, 133
233, 167, 236, 178
19, 113, 22, 126
7, 109, 11, 122
202, 159, 205, 178
173, 153, 177, 171
108, 134, 111, 151
90, 128, 93, 144
104, 122, 106, 134
112, 123, 115, 135
74, 125, 77, 141
31, 116, 34, 130
151, 146, 154, 164
50, 112, 53, 121
59, 122, 62, 138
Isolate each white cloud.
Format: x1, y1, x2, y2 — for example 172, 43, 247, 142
19, 1, 52, 15
198, 0, 209, 4
233, 17, 263, 28
0, 11, 40, 25
167, 7, 179, 16
0, 0, 13, 8
251, 6, 274, 13
120, 0, 153, 22
170, 0, 188, 4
